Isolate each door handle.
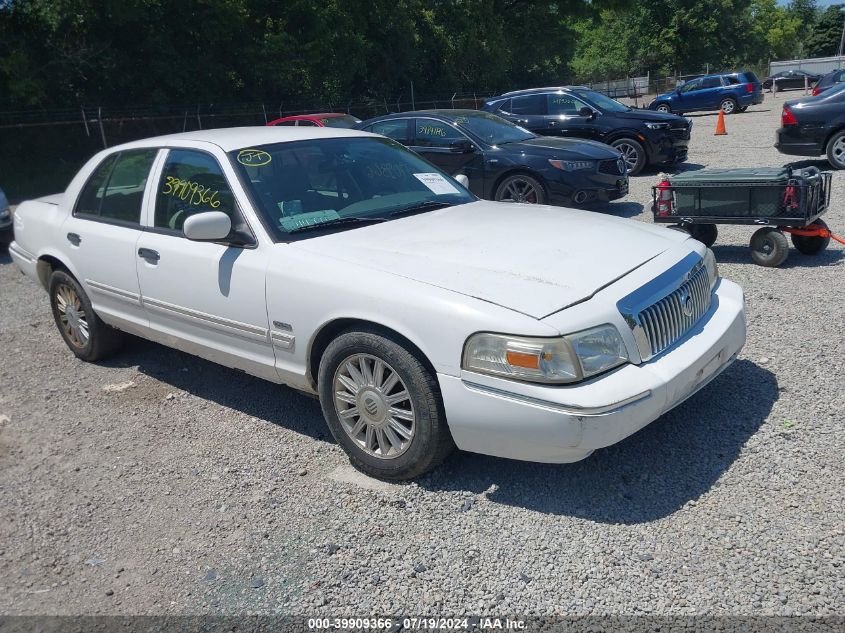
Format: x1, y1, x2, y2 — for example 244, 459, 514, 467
549, 121, 557, 126
66, 232, 81, 246
138, 248, 160, 262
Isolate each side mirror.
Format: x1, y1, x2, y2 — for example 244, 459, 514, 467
449, 139, 475, 153
183, 211, 232, 242
454, 174, 470, 188
579, 106, 596, 119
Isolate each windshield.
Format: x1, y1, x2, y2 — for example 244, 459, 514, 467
578, 89, 630, 112
320, 115, 361, 129
230, 137, 474, 239
451, 111, 534, 145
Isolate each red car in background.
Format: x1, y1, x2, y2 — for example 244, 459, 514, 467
267, 113, 361, 128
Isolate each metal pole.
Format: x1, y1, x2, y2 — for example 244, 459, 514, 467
182, 111, 188, 132
97, 107, 107, 148
410, 81, 415, 110
261, 103, 267, 124
451, 92, 457, 108
196, 105, 202, 130
838, 7, 845, 58
81, 107, 90, 136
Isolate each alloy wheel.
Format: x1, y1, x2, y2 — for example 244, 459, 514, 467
657, 104, 670, 113
831, 136, 845, 168
721, 99, 735, 114
498, 177, 540, 203
616, 143, 640, 173
333, 353, 416, 459
55, 283, 89, 348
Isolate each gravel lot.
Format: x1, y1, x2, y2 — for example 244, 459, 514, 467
1, 98, 843, 619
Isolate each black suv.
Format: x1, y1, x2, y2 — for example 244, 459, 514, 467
482, 86, 691, 175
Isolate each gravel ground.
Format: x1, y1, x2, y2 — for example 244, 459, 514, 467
1, 98, 843, 619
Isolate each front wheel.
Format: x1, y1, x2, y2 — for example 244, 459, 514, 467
791, 218, 830, 255
825, 130, 845, 169
750, 227, 789, 267
318, 328, 455, 480
49, 270, 124, 361
720, 98, 738, 114
494, 173, 546, 204
611, 138, 646, 176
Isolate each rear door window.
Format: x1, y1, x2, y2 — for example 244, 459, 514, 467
510, 94, 547, 115
701, 77, 722, 89
723, 76, 740, 85
75, 150, 157, 225
366, 120, 411, 144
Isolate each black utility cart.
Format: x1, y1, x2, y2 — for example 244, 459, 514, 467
652, 166, 833, 267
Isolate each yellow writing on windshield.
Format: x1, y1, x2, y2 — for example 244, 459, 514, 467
237, 149, 272, 167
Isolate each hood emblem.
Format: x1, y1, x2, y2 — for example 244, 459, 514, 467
680, 289, 694, 317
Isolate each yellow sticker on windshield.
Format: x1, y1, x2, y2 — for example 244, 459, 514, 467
237, 149, 272, 167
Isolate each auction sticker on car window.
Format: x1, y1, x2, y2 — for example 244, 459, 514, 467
413, 173, 460, 195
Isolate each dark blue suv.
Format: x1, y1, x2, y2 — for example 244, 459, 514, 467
648, 72, 763, 115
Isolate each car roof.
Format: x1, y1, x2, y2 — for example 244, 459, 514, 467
498, 86, 590, 97
275, 112, 350, 121
107, 126, 374, 153
361, 109, 486, 123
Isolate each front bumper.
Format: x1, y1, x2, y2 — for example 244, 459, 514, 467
647, 130, 690, 165
545, 167, 629, 205
439, 279, 746, 463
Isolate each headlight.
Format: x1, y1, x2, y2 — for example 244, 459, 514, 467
548, 159, 595, 171
0, 207, 9, 221
462, 325, 628, 384
644, 122, 670, 130
704, 248, 719, 290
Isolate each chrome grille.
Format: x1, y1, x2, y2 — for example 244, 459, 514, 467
617, 254, 713, 362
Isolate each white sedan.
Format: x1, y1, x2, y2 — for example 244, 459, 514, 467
9, 127, 746, 479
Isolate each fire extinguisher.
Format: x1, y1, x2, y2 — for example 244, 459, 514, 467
656, 180, 673, 216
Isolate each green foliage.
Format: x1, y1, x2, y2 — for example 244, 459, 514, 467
806, 4, 845, 58
0, 0, 839, 110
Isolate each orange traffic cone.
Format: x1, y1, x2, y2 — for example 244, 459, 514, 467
714, 109, 727, 135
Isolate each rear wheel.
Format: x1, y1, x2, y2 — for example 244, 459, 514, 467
825, 130, 845, 169
318, 328, 454, 480
49, 270, 123, 361
656, 104, 671, 114
791, 218, 830, 255
750, 227, 789, 267
611, 138, 646, 176
668, 223, 718, 247
494, 173, 546, 204
720, 98, 738, 114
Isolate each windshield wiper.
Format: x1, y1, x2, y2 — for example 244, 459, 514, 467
285, 216, 386, 234
387, 200, 455, 218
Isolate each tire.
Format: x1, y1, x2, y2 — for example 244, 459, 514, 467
49, 269, 124, 361
690, 224, 718, 247
750, 228, 789, 267
825, 129, 845, 170
720, 98, 738, 114
656, 104, 671, 114
791, 218, 830, 255
494, 173, 546, 204
317, 328, 455, 480
611, 138, 646, 176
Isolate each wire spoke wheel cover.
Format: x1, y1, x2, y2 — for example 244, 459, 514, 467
54, 283, 89, 348
333, 353, 416, 459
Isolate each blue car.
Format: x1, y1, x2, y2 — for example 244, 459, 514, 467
648, 72, 763, 115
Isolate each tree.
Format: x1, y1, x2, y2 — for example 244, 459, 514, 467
806, 4, 845, 58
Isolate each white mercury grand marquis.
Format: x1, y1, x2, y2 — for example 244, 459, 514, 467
9, 127, 746, 479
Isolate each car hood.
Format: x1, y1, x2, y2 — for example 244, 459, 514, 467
613, 108, 688, 124
291, 201, 686, 319
503, 136, 619, 159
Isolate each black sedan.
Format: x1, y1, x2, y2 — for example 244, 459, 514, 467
775, 83, 845, 169
812, 69, 845, 96
356, 110, 628, 206
763, 69, 821, 92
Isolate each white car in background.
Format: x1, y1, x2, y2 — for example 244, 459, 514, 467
8, 127, 746, 479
